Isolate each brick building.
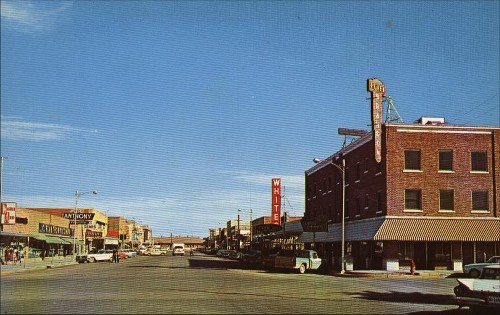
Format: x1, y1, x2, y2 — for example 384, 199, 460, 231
301, 118, 500, 272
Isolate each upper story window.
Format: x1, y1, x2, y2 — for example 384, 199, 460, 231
355, 163, 361, 182
405, 189, 422, 210
439, 189, 454, 211
439, 150, 453, 171
472, 190, 489, 211
471, 151, 488, 172
404, 150, 421, 171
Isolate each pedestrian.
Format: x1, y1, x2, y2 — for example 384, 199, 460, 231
16, 248, 22, 265
13, 249, 18, 264
112, 248, 117, 263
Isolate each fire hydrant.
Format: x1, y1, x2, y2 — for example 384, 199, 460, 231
410, 259, 416, 275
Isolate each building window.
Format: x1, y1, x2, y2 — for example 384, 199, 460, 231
375, 161, 382, 174
405, 189, 422, 210
364, 158, 369, 173
364, 195, 369, 210
471, 151, 488, 172
439, 150, 453, 171
355, 163, 361, 181
376, 191, 383, 213
434, 242, 451, 263
356, 197, 361, 216
439, 189, 454, 211
322, 179, 326, 193
404, 150, 421, 170
328, 177, 332, 192
472, 190, 489, 211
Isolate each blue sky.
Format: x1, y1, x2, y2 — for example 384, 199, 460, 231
1, 1, 499, 238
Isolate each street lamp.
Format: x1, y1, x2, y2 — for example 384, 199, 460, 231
313, 157, 346, 274
73, 190, 97, 261
238, 208, 253, 250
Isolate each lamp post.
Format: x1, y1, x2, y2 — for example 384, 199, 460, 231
313, 157, 346, 274
73, 190, 97, 261
238, 208, 253, 250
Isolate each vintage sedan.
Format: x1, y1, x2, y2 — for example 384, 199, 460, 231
463, 256, 500, 278
454, 265, 500, 311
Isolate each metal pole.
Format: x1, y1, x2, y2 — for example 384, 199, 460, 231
0, 156, 6, 232
341, 158, 346, 274
73, 190, 79, 261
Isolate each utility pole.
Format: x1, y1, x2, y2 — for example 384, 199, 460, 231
0, 156, 6, 232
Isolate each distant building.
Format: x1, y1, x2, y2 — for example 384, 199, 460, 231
302, 118, 500, 271
153, 236, 204, 250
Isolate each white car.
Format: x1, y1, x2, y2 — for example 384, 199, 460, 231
454, 265, 500, 311
463, 256, 500, 278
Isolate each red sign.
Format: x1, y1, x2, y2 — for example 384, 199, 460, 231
368, 78, 385, 163
107, 230, 119, 237
271, 178, 281, 225
1, 202, 16, 225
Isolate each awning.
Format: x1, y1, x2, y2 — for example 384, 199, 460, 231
0, 231, 35, 238
298, 216, 500, 243
33, 235, 74, 244
58, 237, 74, 245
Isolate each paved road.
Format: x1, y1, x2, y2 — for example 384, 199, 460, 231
1, 254, 468, 314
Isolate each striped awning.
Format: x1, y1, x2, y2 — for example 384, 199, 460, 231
374, 217, 500, 242
298, 216, 500, 243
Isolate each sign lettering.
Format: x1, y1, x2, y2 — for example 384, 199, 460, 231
1, 202, 16, 225
271, 178, 281, 225
367, 78, 385, 163
38, 223, 72, 236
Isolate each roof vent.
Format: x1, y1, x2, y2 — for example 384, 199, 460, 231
417, 117, 445, 125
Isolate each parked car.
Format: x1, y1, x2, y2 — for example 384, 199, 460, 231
239, 250, 262, 264
122, 249, 137, 258
463, 256, 500, 278
216, 249, 229, 257
118, 250, 127, 260
227, 250, 239, 260
78, 249, 114, 263
454, 265, 500, 311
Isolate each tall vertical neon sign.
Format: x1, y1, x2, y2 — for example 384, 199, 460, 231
271, 178, 281, 225
367, 78, 385, 163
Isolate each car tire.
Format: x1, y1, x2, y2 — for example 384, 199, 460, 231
88, 257, 95, 263
469, 269, 480, 278
299, 264, 306, 274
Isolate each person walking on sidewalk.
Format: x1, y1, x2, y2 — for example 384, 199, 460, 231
16, 248, 22, 265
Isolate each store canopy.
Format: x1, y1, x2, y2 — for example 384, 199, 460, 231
33, 235, 71, 244
0, 231, 35, 238
298, 216, 500, 243
58, 237, 74, 245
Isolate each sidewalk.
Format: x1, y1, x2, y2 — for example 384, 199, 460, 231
1, 256, 78, 276
329, 269, 460, 278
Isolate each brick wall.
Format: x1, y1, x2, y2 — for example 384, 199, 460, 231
385, 125, 498, 217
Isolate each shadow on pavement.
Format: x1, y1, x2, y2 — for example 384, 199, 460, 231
187, 257, 261, 270
349, 290, 456, 306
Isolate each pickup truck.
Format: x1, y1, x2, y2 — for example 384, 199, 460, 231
77, 249, 114, 263
274, 249, 323, 274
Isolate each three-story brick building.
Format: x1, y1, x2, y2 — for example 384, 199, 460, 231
302, 117, 500, 272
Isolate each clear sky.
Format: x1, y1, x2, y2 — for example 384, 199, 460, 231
1, 1, 499, 238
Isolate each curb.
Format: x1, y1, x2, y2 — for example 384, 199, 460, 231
1, 261, 78, 275
329, 271, 451, 278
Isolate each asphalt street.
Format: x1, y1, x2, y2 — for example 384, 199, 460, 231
1, 254, 469, 314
